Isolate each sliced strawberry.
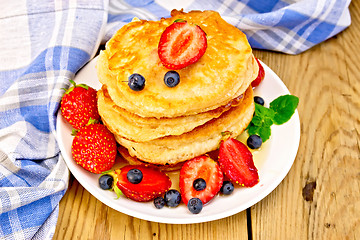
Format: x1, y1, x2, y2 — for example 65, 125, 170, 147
218, 138, 259, 187
207, 149, 219, 161
158, 21, 207, 70
116, 165, 171, 202
251, 57, 265, 88
72, 123, 117, 174
179, 155, 223, 205
61, 80, 100, 129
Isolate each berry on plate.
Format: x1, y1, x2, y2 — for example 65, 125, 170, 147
218, 138, 259, 187
187, 197, 203, 214
61, 79, 100, 129
127, 168, 143, 184
164, 189, 182, 207
99, 174, 114, 190
254, 96, 265, 106
153, 196, 166, 209
251, 58, 265, 88
72, 123, 117, 174
158, 21, 207, 70
193, 178, 206, 191
247, 134, 262, 149
116, 165, 172, 202
220, 181, 234, 195
179, 155, 223, 205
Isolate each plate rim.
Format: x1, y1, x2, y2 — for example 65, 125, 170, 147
56, 57, 300, 224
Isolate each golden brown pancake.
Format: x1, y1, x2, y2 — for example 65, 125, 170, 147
117, 145, 184, 172
97, 9, 258, 118
98, 86, 244, 142
96, 10, 258, 165
114, 87, 254, 165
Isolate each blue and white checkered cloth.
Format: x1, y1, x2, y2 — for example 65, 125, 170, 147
0, 0, 351, 239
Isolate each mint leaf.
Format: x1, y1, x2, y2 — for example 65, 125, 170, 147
247, 122, 271, 142
270, 95, 299, 125
246, 95, 299, 143
255, 103, 275, 121
246, 103, 274, 142
250, 114, 263, 126
251, 104, 274, 127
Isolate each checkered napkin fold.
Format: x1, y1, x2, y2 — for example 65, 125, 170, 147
0, 0, 351, 239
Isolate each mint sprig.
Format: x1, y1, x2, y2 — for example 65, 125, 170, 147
269, 95, 299, 125
247, 94, 299, 142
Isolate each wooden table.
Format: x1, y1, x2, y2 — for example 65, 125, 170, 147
54, 2, 360, 239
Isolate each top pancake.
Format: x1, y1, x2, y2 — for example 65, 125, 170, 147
97, 9, 257, 118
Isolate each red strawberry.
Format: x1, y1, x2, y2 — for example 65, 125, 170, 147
179, 155, 223, 205
218, 138, 259, 187
61, 80, 100, 129
72, 123, 117, 174
116, 165, 172, 202
158, 21, 207, 70
251, 57, 265, 88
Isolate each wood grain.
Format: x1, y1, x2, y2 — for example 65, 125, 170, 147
251, 1, 360, 239
54, 2, 360, 239
54, 176, 249, 240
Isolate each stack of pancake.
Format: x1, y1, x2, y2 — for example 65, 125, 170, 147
96, 10, 258, 167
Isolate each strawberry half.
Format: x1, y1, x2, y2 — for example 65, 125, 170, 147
218, 138, 259, 187
158, 21, 207, 70
251, 58, 265, 88
179, 155, 223, 205
61, 80, 100, 129
72, 123, 117, 174
116, 165, 172, 202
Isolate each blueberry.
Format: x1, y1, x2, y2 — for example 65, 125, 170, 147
193, 178, 206, 191
254, 96, 265, 106
99, 174, 114, 190
187, 198, 203, 214
247, 134, 262, 149
153, 197, 166, 209
128, 73, 145, 91
220, 181, 234, 195
127, 168, 143, 184
164, 71, 180, 87
164, 189, 181, 207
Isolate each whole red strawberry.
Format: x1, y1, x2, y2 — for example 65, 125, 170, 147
158, 20, 207, 70
116, 165, 172, 202
251, 57, 265, 88
179, 155, 223, 205
72, 123, 117, 174
61, 80, 100, 129
218, 137, 259, 187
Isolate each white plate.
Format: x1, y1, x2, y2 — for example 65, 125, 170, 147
56, 57, 300, 224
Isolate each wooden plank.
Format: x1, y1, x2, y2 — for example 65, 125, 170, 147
54, 176, 249, 240
251, 1, 360, 239
54, 3, 360, 239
